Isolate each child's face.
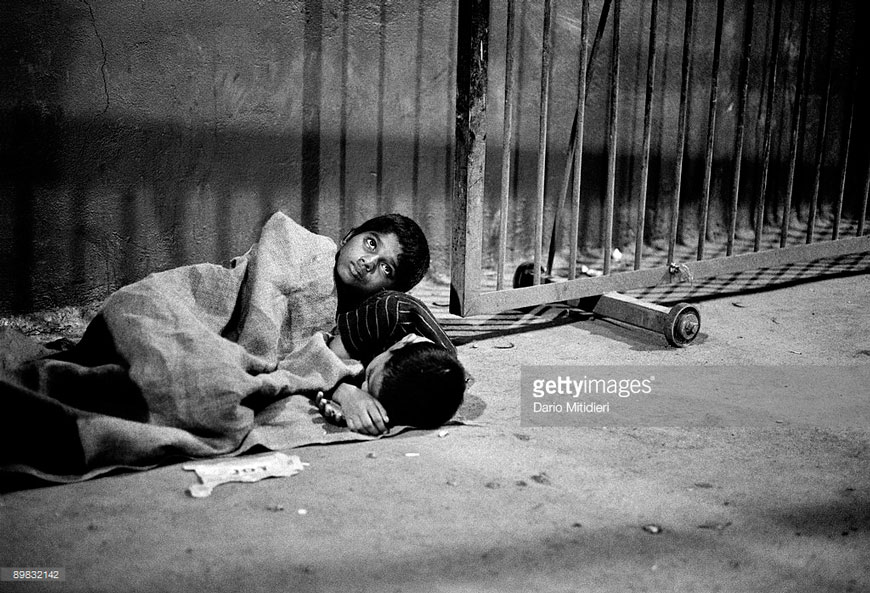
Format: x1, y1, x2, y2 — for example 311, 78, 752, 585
335, 230, 402, 296
362, 333, 432, 397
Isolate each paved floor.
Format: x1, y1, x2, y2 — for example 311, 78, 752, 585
1, 256, 869, 593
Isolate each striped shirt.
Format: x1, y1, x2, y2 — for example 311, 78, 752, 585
336, 291, 455, 365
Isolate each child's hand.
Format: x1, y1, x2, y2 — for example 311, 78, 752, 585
331, 383, 389, 435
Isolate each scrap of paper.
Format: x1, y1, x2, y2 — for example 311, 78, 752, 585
183, 451, 307, 498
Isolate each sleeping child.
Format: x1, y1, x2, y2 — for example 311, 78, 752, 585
319, 290, 467, 435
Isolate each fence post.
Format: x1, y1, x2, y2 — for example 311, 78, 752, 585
451, 0, 489, 316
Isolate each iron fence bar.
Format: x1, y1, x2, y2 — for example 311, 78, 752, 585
471, 236, 870, 315
727, 0, 754, 256
832, 114, 852, 241
806, 0, 839, 244
496, 0, 517, 290
860, 156, 870, 238
780, 0, 811, 248
697, 0, 724, 261
833, 14, 862, 241
832, 103, 853, 241
603, 0, 620, 275
546, 0, 611, 275
449, 0, 488, 316
634, 0, 659, 270
666, 0, 694, 265
754, 0, 783, 252
533, 0, 553, 285
568, 0, 589, 281
582, 0, 612, 97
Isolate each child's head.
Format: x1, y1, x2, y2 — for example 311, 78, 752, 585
362, 333, 466, 429
334, 214, 429, 303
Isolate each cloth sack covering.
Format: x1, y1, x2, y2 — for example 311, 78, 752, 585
0, 212, 371, 483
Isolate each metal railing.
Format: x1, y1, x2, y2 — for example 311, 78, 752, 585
451, 0, 869, 317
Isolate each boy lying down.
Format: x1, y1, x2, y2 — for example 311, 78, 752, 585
319, 290, 467, 436
0, 212, 464, 479
325, 213, 467, 435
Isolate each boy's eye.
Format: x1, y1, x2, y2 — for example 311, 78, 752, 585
380, 263, 394, 278
365, 237, 377, 250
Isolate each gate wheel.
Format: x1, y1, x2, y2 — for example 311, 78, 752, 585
664, 303, 701, 347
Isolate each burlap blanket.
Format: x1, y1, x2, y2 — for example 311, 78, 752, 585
0, 212, 384, 484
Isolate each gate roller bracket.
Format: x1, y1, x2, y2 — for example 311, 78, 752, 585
512, 261, 552, 288
592, 292, 700, 347
512, 263, 700, 347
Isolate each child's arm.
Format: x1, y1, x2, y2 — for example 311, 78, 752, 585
331, 383, 389, 435
324, 330, 389, 434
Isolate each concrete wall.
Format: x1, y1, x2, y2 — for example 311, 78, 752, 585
1, 0, 865, 313
1, 0, 458, 313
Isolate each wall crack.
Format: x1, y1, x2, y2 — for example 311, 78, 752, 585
80, 0, 110, 113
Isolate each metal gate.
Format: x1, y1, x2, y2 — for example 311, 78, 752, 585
450, 0, 870, 333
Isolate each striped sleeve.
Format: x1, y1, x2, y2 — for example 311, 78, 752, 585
336, 292, 399, 363
336, 290, 455, 363
396, 296, 455, 356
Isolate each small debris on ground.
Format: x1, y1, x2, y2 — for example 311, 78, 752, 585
404, 452, 420, 457
642, 524, 664, 534
698, 521, 732, 531
437, 430, 449, 438
297, 509, 308, 515
266, 504, 285, 512
530, 472, 552, 485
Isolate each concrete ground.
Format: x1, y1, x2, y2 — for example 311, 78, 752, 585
1, 256, 869, 593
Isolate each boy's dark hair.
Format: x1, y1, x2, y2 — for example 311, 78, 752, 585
376, 342, 465, 429
345, 213, 430, 292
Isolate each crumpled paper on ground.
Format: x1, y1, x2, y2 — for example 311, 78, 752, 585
183, 451, 307, 498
